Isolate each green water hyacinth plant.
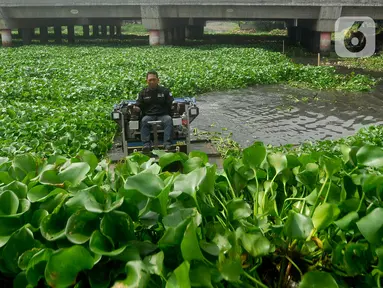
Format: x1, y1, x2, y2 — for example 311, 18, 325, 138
0, 45, 377, 160
0, 139, 382, 287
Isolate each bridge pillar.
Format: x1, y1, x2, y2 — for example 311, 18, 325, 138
116, 25, 121, 37
54, 25, 62, 44
83, 25, 90, 38
93, 25, 99, 37
68, 25, 75, 44
186, 25, 204, 40
101, 25, 107, 38
141, 5, 187, 45
40, 26, 48, 44
22, 28, 33, 45
1, 29, 12, 47
110, 25, 115, 37
287, 26, 301, 45
149, 29, 165, 45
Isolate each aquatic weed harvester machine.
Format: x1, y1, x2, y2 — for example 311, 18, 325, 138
108, 97, 222, 165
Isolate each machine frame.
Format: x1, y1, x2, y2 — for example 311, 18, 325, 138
111, 97, 199, 156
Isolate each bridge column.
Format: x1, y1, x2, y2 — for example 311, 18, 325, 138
83, 25, 90, 38
40, 26, 48, 44
186, 19, 205, 40
1, 29, 12, 47
22, 28, 33, 45
116, 25, 121, 37
101, 25, 107, 38
186, 25, 204, 40
54, 25, 62, 44
68, 25, 75, 44
298, 6, 342, 56
287, 26, 301, 45
93, 25, 99, 37
110, 25, 115, 37
141, 5, 187, 46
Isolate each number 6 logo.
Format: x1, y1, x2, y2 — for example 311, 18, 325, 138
335, 16, 376, 58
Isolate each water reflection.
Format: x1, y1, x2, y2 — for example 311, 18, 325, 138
192, 84, 383, 147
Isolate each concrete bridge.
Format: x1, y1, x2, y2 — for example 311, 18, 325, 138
1, 0, 383, 53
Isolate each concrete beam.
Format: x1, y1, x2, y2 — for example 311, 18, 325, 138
1, 0, 383, 6
160, 6, 320, 19
3, 7, 140, 19
0, 18, 124, 29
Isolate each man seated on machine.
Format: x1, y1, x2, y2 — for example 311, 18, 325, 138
134, 70, 174, 152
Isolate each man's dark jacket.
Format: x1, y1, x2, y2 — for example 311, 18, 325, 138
135, 85, 174, 116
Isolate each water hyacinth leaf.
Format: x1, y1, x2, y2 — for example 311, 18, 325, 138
0, 190, 19, 216
362, 174, 383, 196
143, 251, 164, 276
158, 152, 187, 170
112, 260, 150, 288
237, 228, 271, 258
0, 172, 13, 185
165, 261, 191, 288
158, 209, 194, 249
39, 169, 62, 186
296, 170, 318, 190
183, 157, 204, 174
27, 185, 55, 203
45, 245, 94, 288
76, 150, 98, 172
284, 210, 314, 240
343, 175, 357, 199
2, 227, 37, 274
181, 220, 205, 262
100, 211, 135, 247
242, 142, 266, 169
189, 151, 209, 164
344, 243, 371, 276
227, 199, 252, 221
110, 245, 141, 263
65, 185, 123, 214
0, 217, 23, 248
199, 164, 217, 195
312, 203, 340, 231
173, 167, 206, 201
218, 254, 243, 282
356, 145, 383, 168
0, 181, 27, 199
89, 230, 125, 256
58, 162, 90, 186
320, 155, 341, 176
151, 175, 174, 217
124, 172, 164, 198
376, 246, 383, 271
300, 271, 339, 288
18, 248, 43, 270
356, 207, 383, 244
12, 154, 36, 176
40, 200, 68, 241
189, 263, 214, 288
334, 211, 359, 231
268, 152, 288, 175
65, 210, 100, 244
200, 240, 220, 256
26, 248, 54, 287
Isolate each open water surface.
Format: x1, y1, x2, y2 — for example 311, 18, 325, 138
192, 81, 383, 147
